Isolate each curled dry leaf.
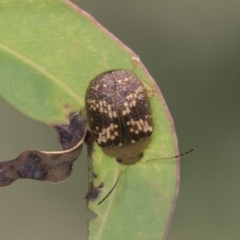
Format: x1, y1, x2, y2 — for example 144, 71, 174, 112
0, 112, 87, 187
54, 112, 87, 151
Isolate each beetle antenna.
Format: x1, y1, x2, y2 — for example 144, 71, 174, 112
98, 149, 194, 205
98, 166, 125, 205
145, 148, 195, 162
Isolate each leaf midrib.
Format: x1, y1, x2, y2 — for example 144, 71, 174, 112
0, 42, 83, 103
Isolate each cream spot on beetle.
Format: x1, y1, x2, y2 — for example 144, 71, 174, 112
92, 84, 99, 90
96, 123, 120, 144
122, 100, 131, 115
126, 93, 133, 100
129, 99, 136, 107
126, 117, 153, 134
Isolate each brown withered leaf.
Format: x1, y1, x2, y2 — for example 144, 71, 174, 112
0, 112, 87, 187
54, 112, 87, 151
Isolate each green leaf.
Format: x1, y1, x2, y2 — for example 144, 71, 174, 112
0, 1, 179, 239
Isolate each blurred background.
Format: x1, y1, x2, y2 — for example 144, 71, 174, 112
1, 0, 240, 239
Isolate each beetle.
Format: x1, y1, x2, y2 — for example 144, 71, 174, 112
84, 68, 194, 204
85, 69, 153, 165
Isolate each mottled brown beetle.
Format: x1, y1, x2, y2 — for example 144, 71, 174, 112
84, 68, 194, 204
85, 69, 153, 165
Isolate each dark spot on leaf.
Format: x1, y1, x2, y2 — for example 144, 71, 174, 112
63, 103, 71, 110
85, 183, 104, 201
